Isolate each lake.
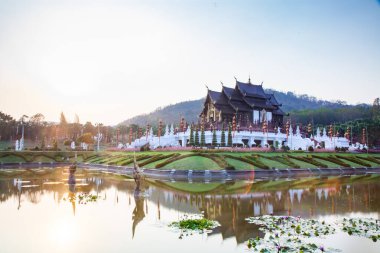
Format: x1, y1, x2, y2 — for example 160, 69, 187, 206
0, 167, 379, 253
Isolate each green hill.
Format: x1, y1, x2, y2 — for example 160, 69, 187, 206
119, 89, 369, 126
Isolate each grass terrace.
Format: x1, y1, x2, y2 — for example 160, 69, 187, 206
1, 150, 380, 171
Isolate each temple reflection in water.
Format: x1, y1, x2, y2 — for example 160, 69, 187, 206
0, 168, 379, 244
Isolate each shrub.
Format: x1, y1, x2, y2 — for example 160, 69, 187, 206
335, 155, 371, 167
266, 155, 300, 168
312, 155, 350, 167
138, 153, 178, 167
288, 155, 327, 168
224, 154, 269, 169
155, 154, 192, 168
140, 144, 150, 152
269, 145, 275, 152
221, 123, 226, 147
227, 123, 232, 147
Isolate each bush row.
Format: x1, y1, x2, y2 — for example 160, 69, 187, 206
224, 155, 269, 169
265, 156, 300, 169
335, 155, 372, 167
355, 156, 380, 165
138, 153, 178, 167
311, 155, 351, 168
119, 154, 152, 166
287, 155, 328, 168
197, 153, 232, 169
154, 153, 188, 168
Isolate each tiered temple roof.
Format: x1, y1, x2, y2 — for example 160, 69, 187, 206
202, 79, 285, 118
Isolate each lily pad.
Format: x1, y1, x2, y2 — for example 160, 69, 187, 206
246, 215, 339, 252
169, 213, 220, 238
338, 217, 380, 242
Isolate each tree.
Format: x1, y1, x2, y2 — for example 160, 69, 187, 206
83, 122, 96, 135
200, 126, 205, 147
40, 137, 45, 150
74, 114, 80, 124
194, 127, 200, 146
212, 127, 217, 147
30, 113, 45, 125
53, 139, 58, 150
372, 98, 380, 120
77, 132, 94, 144
60, 112, 68, 138
221, 123, 226, 147
189, 125, 194, 146
227, 123, 232, 147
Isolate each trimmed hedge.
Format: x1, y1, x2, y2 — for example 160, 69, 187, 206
119, 154, 152, 166
155, 154, 191, 168
287, 155, 328, 168
312, 155, 351, 168
138, 153, 178, 167
197, 153, 232, 169
224, 154, 269, 169
265, 155, 300, 168
356, 156, 380, 165
335, 155, 372, 167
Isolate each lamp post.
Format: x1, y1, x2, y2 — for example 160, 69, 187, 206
95, 123, 103, 152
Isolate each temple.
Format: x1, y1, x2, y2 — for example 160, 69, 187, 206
200, 78, 285, 128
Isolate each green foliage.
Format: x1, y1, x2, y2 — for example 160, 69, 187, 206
227, 123, 232, 147
200, 127, 205, 147
40, 138, 45, 150
53, 139, 58, 150
221, 123, 226, 147
312, 155, 350, 167
212, 128, 217, 147
224, 154, 269, 169
189, 126, 194, 146
77, 132, 94, 144
335, 155, 372, 167
288, 154, 327, 168
173, 218, 216, 230
138, 153, 178, 167
194, 128, 200, 146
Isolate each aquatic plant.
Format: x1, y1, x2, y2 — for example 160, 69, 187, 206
169, 213, 220, 239
246, 215, 338, 252
339, 217, 380, 242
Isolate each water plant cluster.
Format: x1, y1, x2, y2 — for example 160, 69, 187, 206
246, 215, 337, 252
63, 192, 98, 204
246, 215, 380, 252
77, 193, 98, 204
339, 217, 380, 242
169, 213, 220, 239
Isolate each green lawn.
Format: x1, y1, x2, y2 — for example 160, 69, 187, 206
162, 156, 220, 170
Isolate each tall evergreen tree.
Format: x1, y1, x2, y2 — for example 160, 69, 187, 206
212, 128, 217, 147
60, 112, 68, 138
194, 127, 200, 146
221, 123, 226, 147
189, 125, 194, 146
227, 123, 232, 147
200, 126, 205, 147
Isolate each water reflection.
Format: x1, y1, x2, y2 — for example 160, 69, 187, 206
0, 168, 379, 249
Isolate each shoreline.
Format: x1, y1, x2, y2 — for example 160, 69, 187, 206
1, 161, 380, 182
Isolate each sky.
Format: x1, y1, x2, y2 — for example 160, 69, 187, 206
0, 0, 379, 125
